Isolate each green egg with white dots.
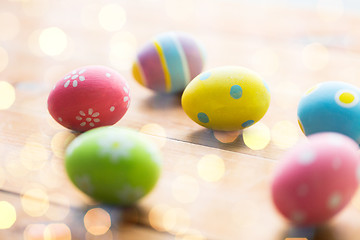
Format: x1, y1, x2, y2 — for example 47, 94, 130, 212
65, 127, 162, 206
181, 66, 271, 131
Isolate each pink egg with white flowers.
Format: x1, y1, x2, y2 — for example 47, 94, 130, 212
271, 132, 360, 226
48, 65, 130, 132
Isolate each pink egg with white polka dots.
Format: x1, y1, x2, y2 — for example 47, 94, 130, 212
271, 132, 360, 226
48, 65, 130, 132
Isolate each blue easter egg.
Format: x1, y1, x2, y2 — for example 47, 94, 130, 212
297, 81, 360, 144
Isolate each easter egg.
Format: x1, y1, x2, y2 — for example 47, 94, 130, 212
271, 132, 360, 226
65, 127, 162, 205
132, 31, 206, 93
297, 81, 360, 144
181, 66, 270, 131
48, 65, 130, 132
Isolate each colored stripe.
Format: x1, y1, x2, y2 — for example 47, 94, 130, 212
132, 59, 146, 86
137, 42, 166, 92
177, 34, 204, 79
171, 34, 191, 85
153, 41, 172, 92
156, 34, 187, 92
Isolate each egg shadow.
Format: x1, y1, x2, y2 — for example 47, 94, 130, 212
142, 92, 182, 110
279, 224, 337, 240
186, 128, 246, 151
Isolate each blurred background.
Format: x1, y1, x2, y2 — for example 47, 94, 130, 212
1, 0, 360, 240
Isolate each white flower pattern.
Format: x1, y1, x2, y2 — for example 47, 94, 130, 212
97, 133, 135, 163
117, 184, 144, 204
76, 108, 100, 127
64, 69, 87, 88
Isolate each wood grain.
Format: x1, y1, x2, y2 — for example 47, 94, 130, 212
1, 0, 360, 239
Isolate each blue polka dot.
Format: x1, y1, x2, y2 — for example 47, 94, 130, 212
197, 112, 209, 123
242, 120, 255, 128
199, 72, 211, 80
230, 85, 243, 99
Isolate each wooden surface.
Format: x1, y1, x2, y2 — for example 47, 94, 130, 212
1, 0, 360, 239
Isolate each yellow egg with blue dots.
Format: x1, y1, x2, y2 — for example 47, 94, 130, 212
181, 66, 270, 131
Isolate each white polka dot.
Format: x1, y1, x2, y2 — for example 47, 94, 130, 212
72, 70, 77, 74
89, 123, 95, 127
92, 112, 100, 117
72, 80, 78, 87
328, 192, 342, 209
127, 101, 130, 108
297, 184, 309, 197
64, 80, 70, 88
298, 149, 316, 165
79, 76, 85, 81
291, 211, 306, 224
86, 118, 92, 122
110, 106, 115, 112
79, 111, 86, 116
106, 73, 111, 78
123, 96, 129, 102
71, 75, 79, 80
88, 108, 93, 115
79, 69, 86, 74
76, 116, 82, 121
80, 122, 86, 127
93, 118, 100, 123
123, 87, 129, 94
64, 75, 71, 80
332, 157, 342, 170
58, 117, 63, 122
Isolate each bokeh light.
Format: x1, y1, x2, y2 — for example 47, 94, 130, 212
39, 27, 68, 56
21, 188, 49, 217
84, 208, 111, 236
251, 47, 279, 76
140, 123, 167, 149
24, 224, 46, 240
213, 130, 241, 143
45, 194, 70, 221
98, 4, 126, 32
86, 230, 113, 240
171, 175, 199, 204
163, 208, 191, 235
22, 0, 49, 17
44, 223, 71, 240
197, 154, 225, 182
20, 141, 49, 171
0, 201, 16, 229
0, 81, 15, 109
317, 0, 344, 23
271, 121, 300, 149
51, 131, 76, 158
0, 12, 20, 41
302, 42, 329, 71
242, 123, 271, 150
109, 31, 137, 70
148, 204, 171, 232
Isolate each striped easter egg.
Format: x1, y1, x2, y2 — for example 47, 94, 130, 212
132, 32, 206, 93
